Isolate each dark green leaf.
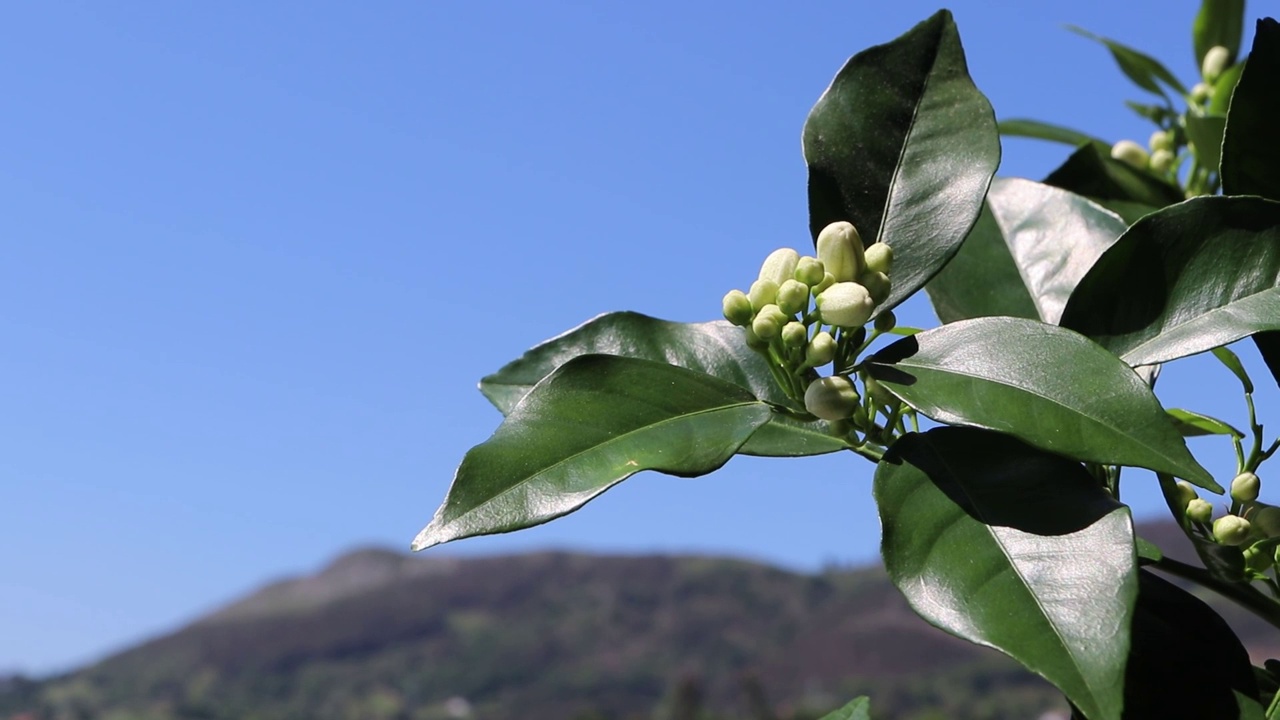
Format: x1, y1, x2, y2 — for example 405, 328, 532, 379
876, 428, 1136, 720
1223, 19, 1280, 200
1092, 198, 1161, 226
476, 312, 847, 457
866, 317, 1217, 489
412, 355, 771, 550
1194, 0, 1245, 70
1059, 196, 1280, 366
1214, 345, 1255, 394
1210, 59, 1247, 116
817, 697, 871, 720
926, 178, 1126, 324
1168, 407, 1244, 437
1191, 534, 1248, 583
1068, 26, 1188, 97
998, 118, 1100, 147
1121, 571, 1259, 718
804, 10, 998, 316
1043, 142, 1185, 209
1136, 536, 1164, 564
1186, 112, 1228, 173
1253, 331, 1280, 389
1124, 100, 1177, 125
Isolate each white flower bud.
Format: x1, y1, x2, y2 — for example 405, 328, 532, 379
1110, 140, 1149, 170
804, 375, 860, 421
1190, 82, 1212, 104
815, 282, 874, 328
1213, 514, 1252, 546
805, 331, 836, 367
816, 221, 865, 282
1202, 45, 1230, 85
1150, 149, 1175, 173
748, 279, 779, 312
859, 271, 891, 305
758, 248, 800, 287
795, 256, 825, 287
722, 289, 753, 326
776, 279, 810, 316
1231, 472, 1261, 503
751, 304, 788, 340
864, 243, 893, 275
1148, 129, 1174, 153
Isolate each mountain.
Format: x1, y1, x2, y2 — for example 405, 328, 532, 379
0, 522, 1272, 720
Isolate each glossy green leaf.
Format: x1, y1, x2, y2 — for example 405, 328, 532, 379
998, 118, 1099, 147
477, 311, 847, 457
926, 178, 1127, 324
1043, 142, 1185, 209
804, 10, 998, 316
876, 427, 1136, 720
866, 317, 1217, 489
1068, 26, 1188, 97
1168, 408, 1244, 437
1092, 199, 1160, 226
1253, 331, 1280, 389
1059, 196, 1280, 366
1223, 19, 1280, 200
1186, 112, 1228, 173
1214, 345, 1255, 394
1121, 571, 1259, 718
1136, 536, 1163, 564
412, 355, 771, 550
1191, 535, 1248, 583
817, 697, 871, 720
1194, 0, 1245, 70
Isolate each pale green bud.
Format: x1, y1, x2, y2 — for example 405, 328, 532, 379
1245, 545, 1274, 573
812, 272, 837, 295
722, 289, 753, 326
859, 271, 891, 305
1186, 497, 1214, 524
806, 331, 836, 367
795, 256, 825, 287
1149, 149, 1175, 173
804, 375, 860, 422
1190, 82, 1212, 104
1214, 514, 1252, 546
816, 221, 865, 282
748, 279, 779, 312
758, 248, 800, 287
874, 310, 897, 334
815, 282, 875, 328
1148, 129, 1175, 153
864, 243, 893, 275
743, 325, 768, 350
1172, 480, 1199, 514
751, 304, 788, 340
1231, 471, 1261, 503
781, 321, 808, 349
1110, 140, 1149, 170
776, 279, 810, 316
1202, 45, 1230, 85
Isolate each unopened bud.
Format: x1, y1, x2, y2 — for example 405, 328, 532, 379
815, 282, 875, 328
1190, 82, 1212, 105
781, 321, 808, 349
1245, 545, 1274, 573
722, 289, 753, 326
776, 279, 810, 316
812, 272, 837, 296
748, 279, 779, 312
1149, 149, 1175, 173
1214, 514, 1252, 546
805, 331, 836, 367
874, 310, 897, 334
1202, 45, 1230, 85
804, 375, 861, 422
758, 248, 800, 287
859, 271, 891, 305
816, 221, 865, 282
1110, 140, 1149, 170
1231, 471, 1261, 503
1172, 480, 1199, 514
795, 256, 826, 287
1148, 129, 1174, 153
1186, 498, 1213, 524
751, 304, 788, 341
864, 243, 893, 275
743, 325, 767, 350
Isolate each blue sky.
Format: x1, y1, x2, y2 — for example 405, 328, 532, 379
2, 1, 1270, 676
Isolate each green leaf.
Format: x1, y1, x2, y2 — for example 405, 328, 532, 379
1043, 142, 1185, 209
866, 317, 1217, 489
998, 118, 1100, 147
1092, 198, 1161, 226
1191, 534, 1248, 583
1210, 59, 1247, 116
1194, 0, 1245, 70
1136, 536, 1164, 564
1124, 100, 1177, 125
1122, 571, 1260, 717
926, 178, 1126, 324
1068, 25, 1188, 97
817, 697, 871, 720
804, 10, 998, 316
1214, 345, 1255, 394
1168, 408, 1244, 438
875, 427, 1136, 720
1253, 331, 1280, 390
476, 311, 847, 457
412, 355, 771, 550
1223, 19, 1280, 200
1185, 112, 1228, 173
1059, 196, 1280, 366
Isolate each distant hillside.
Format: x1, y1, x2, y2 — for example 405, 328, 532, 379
2, 521, 1274, 720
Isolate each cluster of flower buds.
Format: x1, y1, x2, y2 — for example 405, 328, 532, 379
1173, 470, 1280, 574
722, 221, 897, 432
